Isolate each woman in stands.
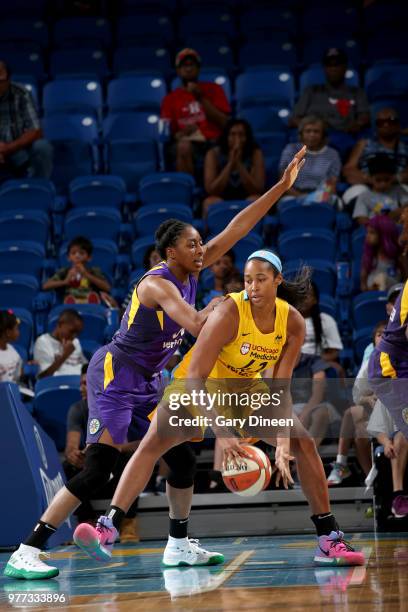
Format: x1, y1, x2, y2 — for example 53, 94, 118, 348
76, 249, 365, 568
4, 148, 306, 580
202, 118, 265, 216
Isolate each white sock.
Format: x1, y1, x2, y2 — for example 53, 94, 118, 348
167, 535, 188, 546
336, 454, 347, 466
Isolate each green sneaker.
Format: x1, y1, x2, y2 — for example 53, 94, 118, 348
4, 544, 59, 580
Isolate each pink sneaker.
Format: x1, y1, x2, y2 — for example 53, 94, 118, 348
314, 531, 365, 566
73, 516, 118, 562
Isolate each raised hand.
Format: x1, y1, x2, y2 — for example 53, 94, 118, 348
280, 145, 307, 191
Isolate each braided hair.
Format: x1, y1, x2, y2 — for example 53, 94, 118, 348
155, 219, 192, 259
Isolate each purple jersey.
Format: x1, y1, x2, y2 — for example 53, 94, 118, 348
377, 281, 408, 360
108, 262, 197, 375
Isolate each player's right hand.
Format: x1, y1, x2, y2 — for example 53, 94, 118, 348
220, 437, 251, 470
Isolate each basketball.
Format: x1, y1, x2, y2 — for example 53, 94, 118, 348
222, 444, 272, 496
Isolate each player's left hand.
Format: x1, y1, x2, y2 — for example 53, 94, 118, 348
273, 445, 294, 489
280, 145, 306, 191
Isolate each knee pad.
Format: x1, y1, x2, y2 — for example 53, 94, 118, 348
164, 443, 197, 489
66, 444, 120, 502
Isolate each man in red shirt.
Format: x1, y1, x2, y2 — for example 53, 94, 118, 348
161, 48, 230, 175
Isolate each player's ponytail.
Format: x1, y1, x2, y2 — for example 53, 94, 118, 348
155, 219, 191, 259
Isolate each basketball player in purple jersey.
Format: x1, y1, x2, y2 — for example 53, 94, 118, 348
368, 280, 408, 438
4, 147, 306, 580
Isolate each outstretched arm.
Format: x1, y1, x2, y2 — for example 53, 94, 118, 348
202, 146, 306, 268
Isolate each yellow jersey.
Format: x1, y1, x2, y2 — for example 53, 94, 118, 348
174, 291, 289, 379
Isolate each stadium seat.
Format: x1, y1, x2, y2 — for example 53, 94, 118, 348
241, 8, 297, 37
231, 233, 263, 266
255, 132, 287, 158
300, 64, 359, 92
113, 47, 172, 76
236, 70, 295, 109
278, 200, 336, 230
43, 79, 103, 119
1, 50, 45, 80
353, 291, 388, 331
1, 0, 47, 18
192, 43, 234, 70
353, 327, 373, 363
48, 304, 108, 344
278, 229, 337, 263
69, 175, 126, 209
106, 140, 158, 192
0, 210, 48, 244
80, 339, 102, 361
239, 42, 297, 69
53, 17, 112, 48
116, 14, 174, 46
238, 107, 290, 133
171, 69, 231, 101
50, 49, 109, 79
0, 274, 39, 309
365, 36, 407, 64
0, 18, 48, 47
351, 226, 366, 292
319, 293, 337, 319
178, 12, 234, 39
64, 208, 121, 242
10, 307, 33, 355
34, 376, 81, 451
0, 241, 45, 279
50, 142, 97, 191
301, 6, 357, 35
207, 201, 262, 235
42, 114, 99, 142
139, 173, 195, 206
134, 204, 193, 236
302, 38, 360, 67
107, 75, 166, 113
59, 239, 118, 280
0, 179, 55, 212
103, 113, 160, 142
365, 64, 408, 102
128, 268, 146, 289
283, 259, 337, 296
131, 237, 156, 268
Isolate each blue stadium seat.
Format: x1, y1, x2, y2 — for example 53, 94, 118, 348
69, 175, 126, 209
50, 49, 109, 79
301, 6, 357, 35
139, 173, 195, 206
42, 114, 99, 142
239, 42, 297, 70
59, 239, 118, 280
0, 180, 55, 212
1, 50, 45, 79
103, 113, 160, 142
128, 268, 146, 289
178, 12, 234, 39
120, 0, 175, 13
0, 274, 39, 309
207, 201, 262, 235
116, 14, 174, 46
53, 17, 112, 48
353, 291, 388, 331
283, 259, 337, 296
43, 79, 103, 119
353, 327, 373, 363
81, 339, 102, 361
256, 131, 287, 158
302, 38, 360, 67
172, 69, 231, 102
300, 64, 359, 92
10, 307, 33, 355
231, 233, 263, 266
278, 229, 337, 263
106, 140, 158, 192
113, 47, 172, 76
236, 70, 295, 109
107, 75, 166, 113
2, 0, 47, 18
0, 241, 44, 279
238, 107, 290, 133
0, 19, 48, 47
48, 304, 108, 344
365, 64, 408, 102
365, 35, 407, 64
241, 8, 297, 37
49, 142, 97, 191
278, 200, 336, 230
34, 376, 81, 451
193, 43, 234, 70
64, 208, 121, 242
134, 204, 193, 236
351, 226, 366, 292
131, 237, 156, 268
319, 293, 337, 319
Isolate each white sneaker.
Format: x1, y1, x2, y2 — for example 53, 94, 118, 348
162, 537, 224, 567
3, 544, 59, 580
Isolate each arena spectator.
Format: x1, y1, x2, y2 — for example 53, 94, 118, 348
202, 119, 265, 216
361, 214, 405, 292
201, 251, 237, 306
0, 310, 22, 384
34, 310, 87, 379
160, 48, 230, 175
352, 154, 408, 225
367, 401, 408, 518
279, 115, 341, 198
290, 48, 370, 154
223, 271, 244, 294
343, 108, 408, 194
0, 60, 52, 180
361, 283, 401, 363
43, 236, 111, 304
298, 282, 343, 366
327, 321, 386, 486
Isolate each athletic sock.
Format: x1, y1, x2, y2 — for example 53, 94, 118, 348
393, 490, 404, 499
336, 454, 348, 466
169, 517, 189, 539
24, 521, 57, 549
106, 506, 126, 530
311, 513, 338, 536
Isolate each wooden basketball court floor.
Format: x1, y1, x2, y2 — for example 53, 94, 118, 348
0, 532, 407, 611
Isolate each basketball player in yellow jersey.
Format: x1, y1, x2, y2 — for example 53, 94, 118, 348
78, 250, 365, 567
